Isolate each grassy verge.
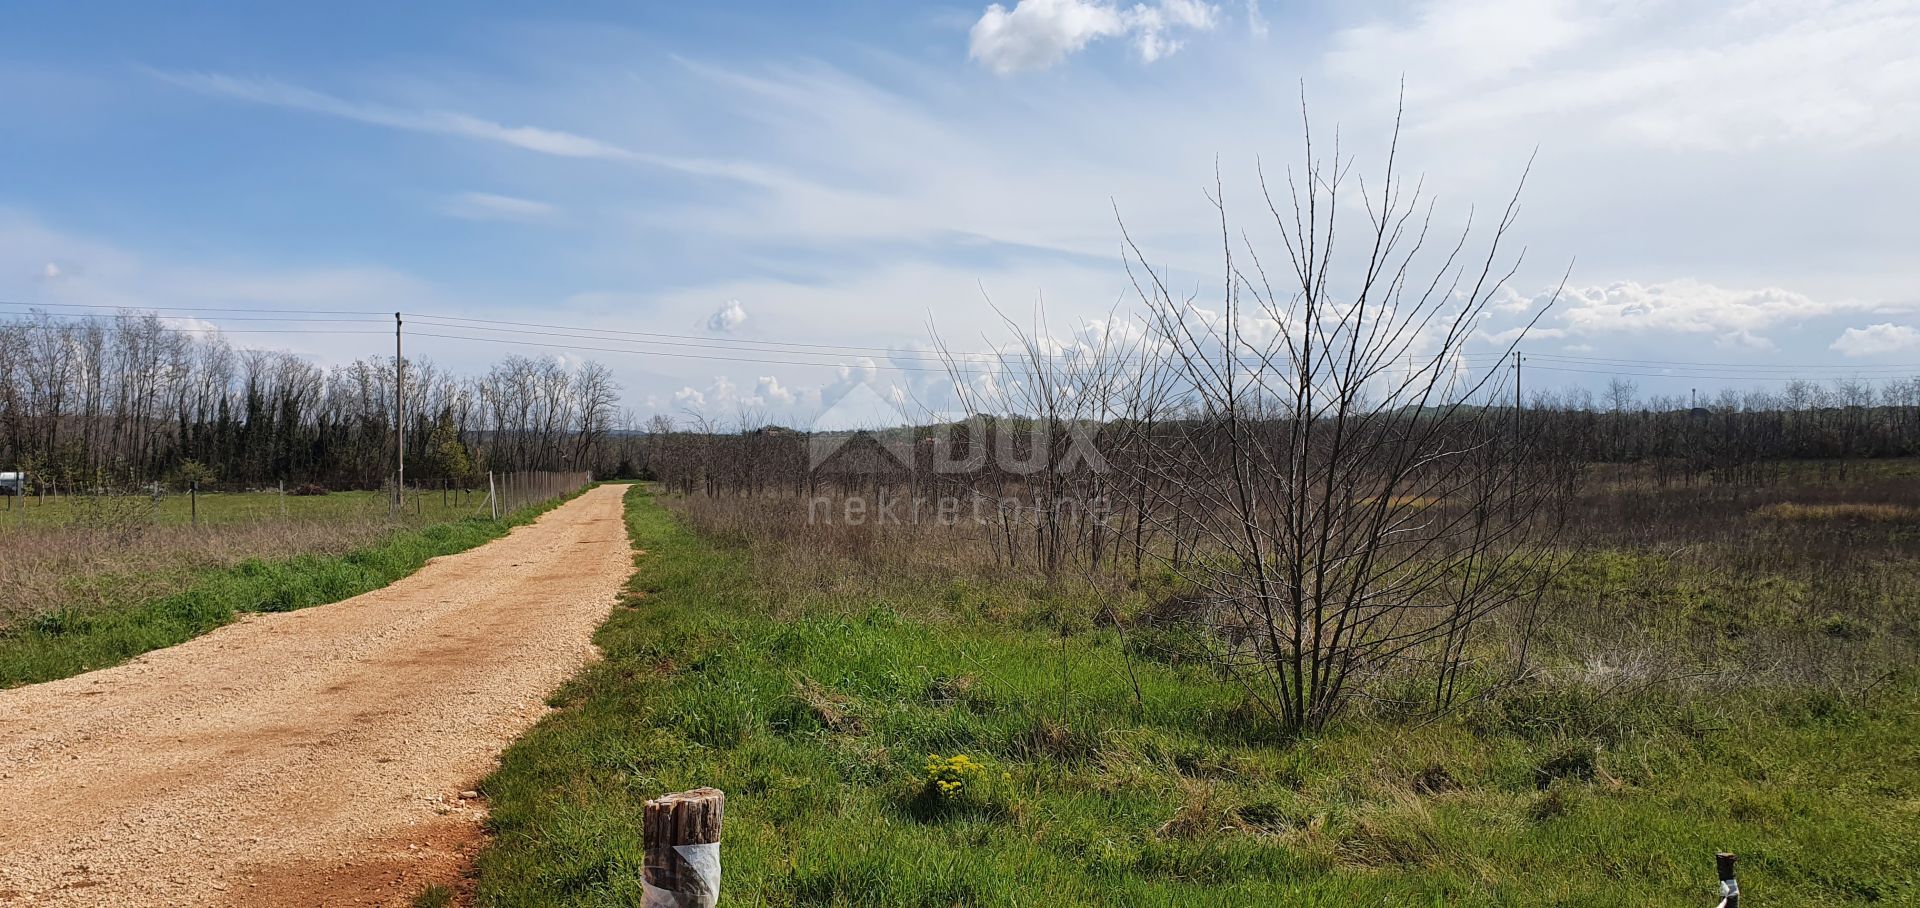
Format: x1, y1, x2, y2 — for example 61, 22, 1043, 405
0, 488, 588, 688
473, 487, 1918, 906
0, 488, 487, 529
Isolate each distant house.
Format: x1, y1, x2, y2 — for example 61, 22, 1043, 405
0, 472, 24, 495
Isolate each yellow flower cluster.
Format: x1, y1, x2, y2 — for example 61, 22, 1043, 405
925, 753, 985, 799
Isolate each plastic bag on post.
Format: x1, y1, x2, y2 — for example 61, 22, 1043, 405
642, 842, 721, 908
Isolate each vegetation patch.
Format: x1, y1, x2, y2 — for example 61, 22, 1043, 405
1751, 501, 1920, 523
0, 488, 587, 688
471, 488, 1920, 906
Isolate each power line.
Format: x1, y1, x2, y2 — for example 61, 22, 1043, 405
0, 299, 385, 317
4, 298, 1911, 384
1531, 352, 1919, 373
406, 315, 1513, 367
1525, 365, 1907, 384
0, 298, 1521, 366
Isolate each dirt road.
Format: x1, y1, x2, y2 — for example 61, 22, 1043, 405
0, 484, 635, 907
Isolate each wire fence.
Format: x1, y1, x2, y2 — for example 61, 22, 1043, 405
478, 470, 595, 519
0, 470, 593, 529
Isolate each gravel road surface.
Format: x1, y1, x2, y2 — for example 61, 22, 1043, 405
0, 483, 634, 906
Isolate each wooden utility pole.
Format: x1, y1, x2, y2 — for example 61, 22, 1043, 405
643, 788, 724, 908
1510, 350, 1522, 516
394, 312, 405, 517
1513, 350, 1522, 413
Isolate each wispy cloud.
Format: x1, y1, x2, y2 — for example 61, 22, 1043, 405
151, 71, 639, 160
442, 191, 559, 223
149, 69, 799, 189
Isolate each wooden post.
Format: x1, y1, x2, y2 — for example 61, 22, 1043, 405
279, 479, 287, 517
488, 471, 498, 520
643, 788, 724, 908
190, 480, 198, 528
1716, 852, 1739, 908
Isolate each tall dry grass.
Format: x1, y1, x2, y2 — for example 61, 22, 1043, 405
0, 514, 405, 629
664, 460, 1920, 698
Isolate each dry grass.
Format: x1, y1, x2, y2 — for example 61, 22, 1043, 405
1750, 501, 1920, 523
0, 516, 401, 629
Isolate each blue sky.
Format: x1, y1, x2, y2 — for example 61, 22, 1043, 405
3, 0, 1917, 424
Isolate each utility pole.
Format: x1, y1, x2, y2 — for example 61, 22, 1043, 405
394, 312, 405, 517
1511, 350, 1522, 517
1513, 350, 1522, 413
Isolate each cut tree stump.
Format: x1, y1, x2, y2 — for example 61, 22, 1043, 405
644, 787, 725, 907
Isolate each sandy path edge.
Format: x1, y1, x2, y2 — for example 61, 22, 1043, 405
0, 483, 635, 907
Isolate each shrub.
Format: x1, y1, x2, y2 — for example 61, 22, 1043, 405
906, 753, 1013, 820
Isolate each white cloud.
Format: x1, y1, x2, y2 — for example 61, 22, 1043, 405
39, 261, 60, 280
1501, 280, 1888, 341
755, 375, 796, 405
1328, 1, 1920, 151
968, 0, 1218, 74
152, 71, 639, 160
705, 299, 748, 333
150, 70, 798, 190
1831, 323, 1920, 358
1245, 0, 1268, 40
442, 191, 558, 222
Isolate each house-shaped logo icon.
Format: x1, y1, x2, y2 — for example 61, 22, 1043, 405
806, 382, 916, 473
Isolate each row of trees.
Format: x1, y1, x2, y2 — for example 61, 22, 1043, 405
0, 312, 635, 490
645, 377, 1920, 505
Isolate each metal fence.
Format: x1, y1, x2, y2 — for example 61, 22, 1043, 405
0, 470, 593, 527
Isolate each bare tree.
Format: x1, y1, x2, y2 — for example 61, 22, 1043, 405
1117, 107, 1568, 734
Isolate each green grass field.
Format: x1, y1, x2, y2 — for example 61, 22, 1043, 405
0, 487, 580, 688
0, 487, 489, 528
470, 487, 1918, 906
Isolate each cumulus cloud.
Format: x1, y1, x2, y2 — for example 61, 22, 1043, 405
1495, 280, 1885, 344
968, 0, 1218, 74
1831, 323, 1920, 358
705, 299, 748, 333
754, 375, 796, 405
665, 373, 812, 418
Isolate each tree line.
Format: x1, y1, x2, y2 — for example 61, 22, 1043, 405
0, 312, 636, 490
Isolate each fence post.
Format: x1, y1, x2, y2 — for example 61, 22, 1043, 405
1716, 853, 1738, 908
279, 479, 287, 517
190, 480, 198, 528
643, 788, 724, 908
488, 471, 498, 520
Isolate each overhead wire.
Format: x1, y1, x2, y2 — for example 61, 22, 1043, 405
1, 298, 1909, 383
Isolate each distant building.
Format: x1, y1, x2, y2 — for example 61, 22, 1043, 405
0, 472, 24, 495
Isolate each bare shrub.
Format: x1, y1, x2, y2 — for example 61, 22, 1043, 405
1111, 109, 1570, 734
